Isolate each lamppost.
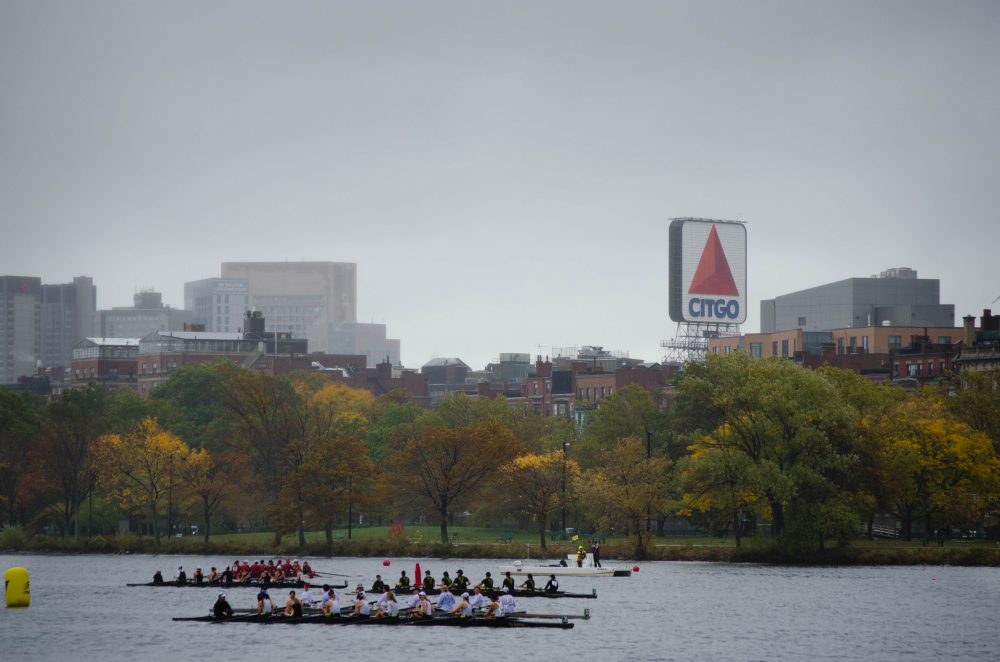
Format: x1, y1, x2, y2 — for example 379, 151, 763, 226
561, 440, 570, 536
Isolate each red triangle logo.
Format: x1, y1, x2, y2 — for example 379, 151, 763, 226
688, 225, 739, 296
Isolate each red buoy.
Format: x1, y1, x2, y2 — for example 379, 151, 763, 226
382, 559, 390, 567
633, 565, 640, 572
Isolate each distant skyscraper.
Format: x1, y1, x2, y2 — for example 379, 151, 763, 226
184, 277, 251, 333
97, 290, 192, 338
1, 275, 96, 383
220, 262, 356, 352
328, 321, 401, 367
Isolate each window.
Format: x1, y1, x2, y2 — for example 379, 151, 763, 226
888, 335, 902, 353
772, 341, 778, 356
781, 339, 789, 357
837, 338, 844, 355
798, 316, 807, 326
750, 342, 762, 358
724, 345, 730, 354
849, 336, 857, 351
862, 336, 869, 353
938, 336, 951, 345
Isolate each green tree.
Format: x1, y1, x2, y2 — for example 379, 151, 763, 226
0, 390, 44, 526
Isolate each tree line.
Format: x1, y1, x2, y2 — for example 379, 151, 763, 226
1, 356, 997, 557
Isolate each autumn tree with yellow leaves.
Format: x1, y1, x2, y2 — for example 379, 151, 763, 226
499, 451, 580, 549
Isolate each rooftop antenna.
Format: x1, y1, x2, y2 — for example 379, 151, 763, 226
991, 295, 1000, 305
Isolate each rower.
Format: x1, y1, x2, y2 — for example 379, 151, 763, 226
175, 566, 187, 586
518, 573, 536, 592
375, 586, 391, 613
350, 591, 371, 618
152, 570, 164, 585
435, 586, 457, 613
292, 559, 302, 580
406, 586, 421, 612
438, 571, 453, 590
417, 591, 433, 618
422, 569, 435, 592
484, 593, 502, 618
370, 574, 386, 593
375, 591, 398, 618
468, 586, 486, 611
213, 593, 233, 619
322, 589, 340, 617
193, 567, 205, 586
302, 560, 314, 578
544, 574, 559, 593
452, 569, 470, 592
477, 572, 494, 591
300, 583, 315, 607
395, 570, 410, 591
498, 586, 516, 615
450, 592, 473, 618
257, 590, 273, 616
501, 571, 515, 593
208, 567, 219, 584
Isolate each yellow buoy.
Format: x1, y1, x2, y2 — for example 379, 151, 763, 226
4, 567, 30, 608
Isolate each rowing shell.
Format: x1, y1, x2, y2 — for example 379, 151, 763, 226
127, 580, 348, 590
379, 587, 596, 599
172, 614, 573, 629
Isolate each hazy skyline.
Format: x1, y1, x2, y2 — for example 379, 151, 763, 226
3, 1, 998, 369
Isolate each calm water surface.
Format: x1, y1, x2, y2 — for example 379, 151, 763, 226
1, 553, 997, 661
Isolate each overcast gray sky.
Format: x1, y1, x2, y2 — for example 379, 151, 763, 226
2, 0, 998, 369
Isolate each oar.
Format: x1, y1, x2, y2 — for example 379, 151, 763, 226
505, 609, 591, 620
311, 571, 352, 578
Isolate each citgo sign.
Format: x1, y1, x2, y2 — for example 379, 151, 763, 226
669, 218, 747, 324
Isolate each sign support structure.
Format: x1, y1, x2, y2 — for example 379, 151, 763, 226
662, 217, 747, 366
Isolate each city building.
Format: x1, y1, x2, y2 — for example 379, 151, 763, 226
97, 290, 192, 339
65, 337, 141, 394
760, 267, 954, 334
328, 321, 401, 367
421, 357, 471, 397
1, 275, 96, 383
220, 261, 356, 353
183, 277, 251, 333
955, 310, 1000, 381
485, 353, 532, 386
708, 325, 962, 359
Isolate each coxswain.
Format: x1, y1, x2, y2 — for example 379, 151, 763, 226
322, 589, 340, 618
370, 574, 387, 593
152, 570, 164, 585
468, 586, 486, 611
518, 573, 536, 592
300, 583, 315, 607
435, 587, 457, 613
221, 566, 233, 585
257, 590, 273, 616
544, 574, 559, 593
175, 566, 187, 586
351, 591, 371, 618
576, 545, 586, 567
452, 569, 470, 592
208, 567, 219, 584
213, 593, 233, 619
501, 571, 515, 593
193, 567, 205, 585
498, 586, 516, 615
422, 569, 435, 592
477, 572, 494, 591
439, 570, 453, 590
484, 593, 502, 618
284, 590, 303, 617
450, 592, 473, 618
395, 570, 410, 591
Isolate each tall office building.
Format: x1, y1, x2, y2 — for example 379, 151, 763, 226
1, 275, 96, 383
97, 290, 192, 338
184, 277, 251, 332
760, 267, 954, 333
220, 262, 356, 352
328, 321, 401, 367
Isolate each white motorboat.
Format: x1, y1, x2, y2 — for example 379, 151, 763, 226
498, 554, 631, 577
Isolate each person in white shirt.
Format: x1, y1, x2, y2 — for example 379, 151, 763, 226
468, 586, 486, 611
407, 586, 421, 611
351, 592, 371, 617
322, 590, 340, 617
498, 587, 516, 615
484, 593, 502, 618
375, 591, 398, 618
375, 589, 391, 613
418, 592, 433, 617
450, 592, 473, 617
435, 589, 456, 613
299, 584, 315, 607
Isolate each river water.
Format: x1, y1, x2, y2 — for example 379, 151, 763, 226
1, 553, 997, 661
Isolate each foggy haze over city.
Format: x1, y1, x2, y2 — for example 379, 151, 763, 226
2, 1, 999, 370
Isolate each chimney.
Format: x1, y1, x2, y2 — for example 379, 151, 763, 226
963, 315, 977, 346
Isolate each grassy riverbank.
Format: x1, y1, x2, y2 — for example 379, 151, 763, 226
3, 525, 998, 565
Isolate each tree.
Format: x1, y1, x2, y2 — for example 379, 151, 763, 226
578, 436, 670, 558
95, 418, 194, 546
883, 394, 1000, 539
388, 419, 524, 543
0, 390, 44, 526
179, 447, 240, 542
498, 451, 581, 549
946, 370, 1000, 455
34, 384, 109, 536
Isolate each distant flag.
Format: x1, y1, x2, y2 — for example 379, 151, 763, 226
571, 534, 579, 542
